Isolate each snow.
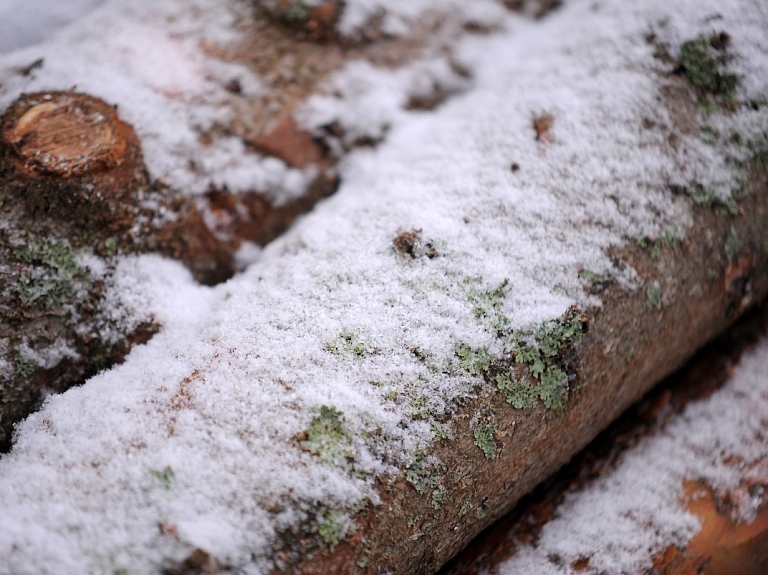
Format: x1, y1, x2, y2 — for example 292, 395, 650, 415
0, 0, 766, 572
0, 0, 310, 204
496, 337, 768, 575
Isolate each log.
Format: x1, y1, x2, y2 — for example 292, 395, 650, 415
0, 0, 766, 574
442, 303, 768, 575
0, 0, 489, 447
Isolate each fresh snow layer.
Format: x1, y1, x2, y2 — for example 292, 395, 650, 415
496, 337, 768, 575
0, 0, 105, 55
0, 0, 767, 572
0, 0, 312, 204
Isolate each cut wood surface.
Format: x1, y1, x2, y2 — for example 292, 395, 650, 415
0, 0, 767, 574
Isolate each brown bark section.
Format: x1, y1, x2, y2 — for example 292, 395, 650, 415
443, 298, 768, 575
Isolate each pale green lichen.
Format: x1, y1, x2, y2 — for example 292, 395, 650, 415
13, 238, 89, 311
148, 466, 175, 491
473, 419, 499, 460
325, 330, 369, 359
317, 510, 346, 552
461, 276, 511, 336
431, 488, 445, 510
646, 282, 662, 309
496, 372, 537, 409
300, 406, 355, 469
454, 343, 493, 376
496, 308, 585, 412
13, 355, 37, 378
679, 32, 739, 99
404, 449, 438, 494
459, 496, 473, 517
691, 183, 738, 216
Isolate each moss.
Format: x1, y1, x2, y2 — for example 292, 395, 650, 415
461, 276, 511, 336
430, 488, 445, 510
148, 466, 175, 490
646, 282, 662, 309
357, 554, 371, 568
325, 330, 369, 358
578, 269, 607, 284
13, 238, 89, 311
407, 516, 420, 528
679, 32, 739, 99
475, 506, 487, 520
725, 226, 743, 262
300, 405, 355, 469
473, 419, 499, 460
454, 343, 494, 376
317, 510, 346, 552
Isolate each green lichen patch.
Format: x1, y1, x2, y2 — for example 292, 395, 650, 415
13, 238, 89, 311
431, 488, 445, 510
317, 509, 346, 553
495, 307, 586, 412
578, 269, 609, 294
461, 276, 511, 336
690, 183, 738, 216
299, 405, 355, 469
638, 228, 683, 260
325, 330, 370, 359
496, 372, 538, 409
459, 496, 473, 517
404, 449, 439, 494
646, 282, 663, 309
148, 466, 175, 491
473, 418, 499, 460
454, 343, 494, 376
678, 32, 739, 100
12, 355, 37, 378
725, 226, 743, 262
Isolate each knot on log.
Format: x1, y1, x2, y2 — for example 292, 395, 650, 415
2, 92, 129, 178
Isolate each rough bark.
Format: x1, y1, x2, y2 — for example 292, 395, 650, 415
442, 299, 768, 575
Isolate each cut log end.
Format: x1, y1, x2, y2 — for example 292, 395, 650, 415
2, 92, 129, 178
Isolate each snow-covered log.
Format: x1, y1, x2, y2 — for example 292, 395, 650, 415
0, 0, 767, 573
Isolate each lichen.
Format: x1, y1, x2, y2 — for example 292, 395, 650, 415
317, 509, 346, 552
679, 32, 739, 99
646, 282, 662, 309
404, 449, 439, 494
300, 405, 355, 469
325, 330, 369, 358
496, 372, 538, 409
690, 183, 738, 216
459, 496, 473, 517
454, 343, 494, 376
473, 419, 499, 460
13, 238, 89, 311
430, 488, 445, 510
494, 307, 585, 412
461, 276, 511, 336
148, 466, 175, 491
